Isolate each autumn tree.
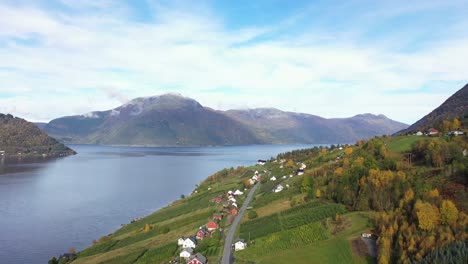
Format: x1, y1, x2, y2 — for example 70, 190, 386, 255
452, 118, 461, 130
319, 148, 328, 156
344, 147, 353, 155
333, 167, 344, 176
442, 120, 452, 132
285, 159, 294, 168
144, 223, 151, 233
415, 200, 440, 231
315, 189, 321, 198
440, 200, 458, 225
342, 158, 350, 169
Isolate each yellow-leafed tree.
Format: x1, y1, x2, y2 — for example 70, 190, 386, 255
415, 200, 440, 231
144, 223, 151, 233
440, 200, 458, 225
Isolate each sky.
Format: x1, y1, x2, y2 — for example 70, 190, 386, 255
0, 0, 467, 124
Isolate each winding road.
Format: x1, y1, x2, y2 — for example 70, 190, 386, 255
221, 182, 260, 264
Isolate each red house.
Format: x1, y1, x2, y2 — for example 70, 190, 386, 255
188, 253, 207, 264
213, 213, 223, 221
196, 229, 206, 240
231, 208, 238, 216
206, 220, 219, 231
428, 128, 439, 136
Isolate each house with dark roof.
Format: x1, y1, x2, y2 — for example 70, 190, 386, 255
188, 253, 207, 264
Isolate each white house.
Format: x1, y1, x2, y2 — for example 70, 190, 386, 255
270, 176, 277, 181
229, 197, 237, 203
415, 131, 423, 136
248, 179, 255, 185
182, 238, 197, 249
178, 237, 186, 246
227, 190, 233, 195
274, 184, 284, 193
279, 165, 284, 169
282, 175, 287, 179
300, 163, 307, 169
233, 189, 244, 195
234, 240, 247, 251
180, 248, 194, 259
252, 175, 261, 181
257, 160, 266, 165
232, 202, 238, 208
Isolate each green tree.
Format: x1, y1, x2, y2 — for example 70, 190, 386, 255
248, 210, 258, 219
48, 257, 58, 264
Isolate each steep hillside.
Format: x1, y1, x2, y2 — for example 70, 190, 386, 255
45, 94, 408, 146
0, 113, 75, 158
62, 133, 467, 264
400, 83, 468, 133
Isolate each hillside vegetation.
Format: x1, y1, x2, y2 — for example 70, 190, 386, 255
57, 125, 467, 264
0, 113, 75, 158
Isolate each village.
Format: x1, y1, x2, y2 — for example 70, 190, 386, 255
170, 158, 311, 264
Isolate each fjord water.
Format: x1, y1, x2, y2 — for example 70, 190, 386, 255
0, 144, 315, 264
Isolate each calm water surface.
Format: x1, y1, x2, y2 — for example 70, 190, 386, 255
0, 144, 316, 264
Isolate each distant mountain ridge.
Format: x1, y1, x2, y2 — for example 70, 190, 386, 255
0, 113, 75, 158
44, 94, 408, 146
399, 83, 468, 133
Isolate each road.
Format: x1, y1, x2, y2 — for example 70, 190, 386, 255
221, 182, 260, 264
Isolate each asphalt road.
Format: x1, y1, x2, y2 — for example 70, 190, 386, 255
221, 182, 260, 264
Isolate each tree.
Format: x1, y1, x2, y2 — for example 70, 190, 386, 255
343, 158, 350, 169
442, 120, 452, 132
415, 200, 440, 231
344, 147, 353, 155
315, 189, 321, 198
440, 200, 458, 225
180, 194, 185, 199
144, 223, 151, 233
48, 257, 58, 264
334, 167, 344, 176
320, 148, 328, 156
248, 210, 258, 219
285, 159, 294, 168
452, 118, 461, 130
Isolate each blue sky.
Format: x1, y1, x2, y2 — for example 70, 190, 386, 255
0, 0, 467, 123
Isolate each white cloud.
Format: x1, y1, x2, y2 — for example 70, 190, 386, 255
0, 1, 467, 124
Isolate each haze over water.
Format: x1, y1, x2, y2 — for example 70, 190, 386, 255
0, 144, 316, 264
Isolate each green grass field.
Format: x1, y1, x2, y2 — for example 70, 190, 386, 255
386, 135, 421, 153
235, 212, 373, 264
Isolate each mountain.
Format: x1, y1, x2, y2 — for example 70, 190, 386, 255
45, 94, 261, 146
225, 109, 408, 144
33, 122, 47, 129
400, 83, 468, 133
44, 93, 408, 146
0, 113, 76, 158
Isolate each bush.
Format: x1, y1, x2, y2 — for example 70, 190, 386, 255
248, 210, 258, 219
